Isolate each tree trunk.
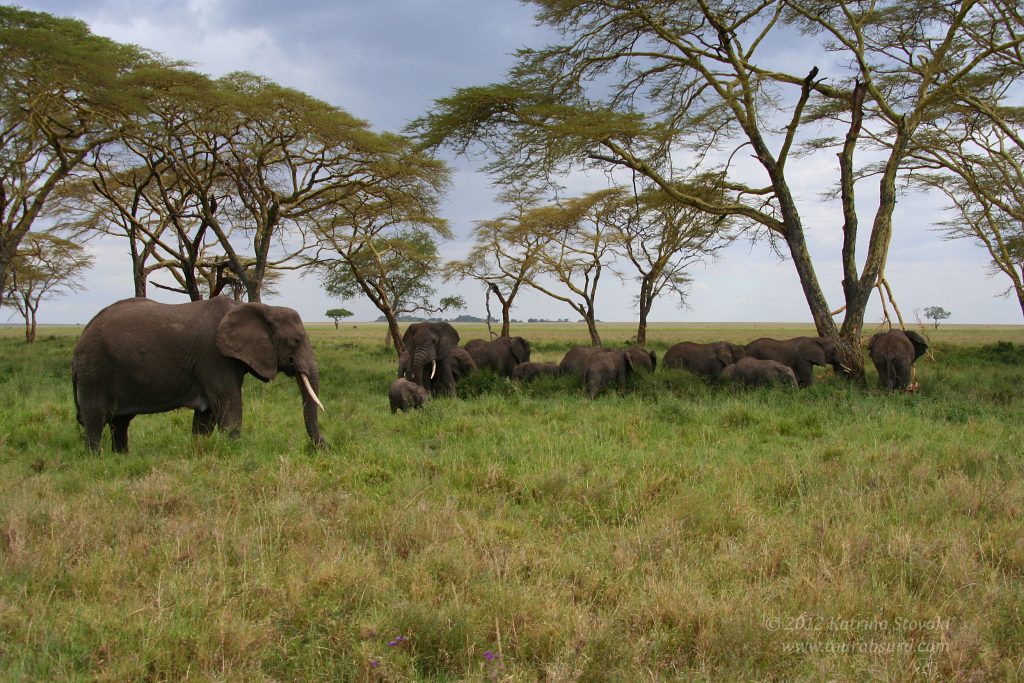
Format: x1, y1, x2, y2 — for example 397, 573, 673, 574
501, 301, 512, 337
635, 277, 653, 348
383, 310, 405, 356
25, 304, 36, 344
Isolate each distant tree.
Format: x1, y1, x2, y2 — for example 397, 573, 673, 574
923, 306, 951, 330
318, 227, 464, 350
2, 233, 93, 342
445, 187, 547, 338
307, 131, 455, 353
325, 307, 354, 329
608, 181, 733, 347
501, 190, 620, 346
0, 7, 154, 304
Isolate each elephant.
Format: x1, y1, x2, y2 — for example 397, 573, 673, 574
558, 346, 601, 377
867, 329, 928, 390
626, 347, 657, 373
582, 349, 634, 398
464, 335, 531, 378
744, 336, 841, 387
663, 341, 745, 379
389, 378, 429, 413
401, 322, 460, 396
399, 346, 475, 385
721, 357, 798, 388
71, 297, 325, 453
447, 346, 478, 382
512, 361, 560, 382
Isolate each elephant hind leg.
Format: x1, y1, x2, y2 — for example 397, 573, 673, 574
110, 414, 134, 453
78, 404, 106, 453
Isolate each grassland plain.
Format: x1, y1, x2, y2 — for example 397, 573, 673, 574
0, 321, 1022, 682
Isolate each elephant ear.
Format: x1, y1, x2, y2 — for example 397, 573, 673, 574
648, 350, 657, 371
905, 330, 929, 359
798, 339, 827, 366
867, 331, 884, 352
511, 337, 530, 363
216, 304, 278, 381
401, 322, 423, 348
437, 323, 460, 357
622, 350, 634, 372
714, 346, 733, 367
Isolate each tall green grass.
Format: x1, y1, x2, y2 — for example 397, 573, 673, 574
0, 324, 1022, 681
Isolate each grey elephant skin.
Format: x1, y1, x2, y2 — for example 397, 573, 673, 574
722, 357, 798, 388
663, 341, 744, 379
399, 346, 476, 384
626, 347, 657, 373
72, 297, 325, 453
867, 329, 928, 390
389, 378, 429, 413
744, 336, 840, 387
447, 347, 477, 381
512, 361, 559, 382
559, 346, 601, 377
464, 336, 531, 377
401, 322, 460, 396
582, 349, 634, 398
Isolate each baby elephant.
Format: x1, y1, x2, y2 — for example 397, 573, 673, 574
722, 357, 798, 388
513, 361, 560, 382
389, 378, 429, 413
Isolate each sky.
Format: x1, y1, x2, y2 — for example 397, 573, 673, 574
12, 0, 1023, 326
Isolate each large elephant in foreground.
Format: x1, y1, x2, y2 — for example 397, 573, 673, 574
744, 336, 841, 387
464, 336, 531, 377
401, 322, 460, 396
867, 329, 928, 390
663, 341, 744, 379
72, 297, 325, 453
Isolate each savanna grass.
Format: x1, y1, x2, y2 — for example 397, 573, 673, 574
0, 322, 1022, 681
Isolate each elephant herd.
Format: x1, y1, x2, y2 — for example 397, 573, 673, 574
389, 321, 930, 411
68, 299, 929, 449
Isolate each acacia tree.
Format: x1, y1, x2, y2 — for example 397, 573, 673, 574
498, 190, 621, 346
0, 7, 152, 303
3, 232, 92, 342
414, 0, 1024, 377
912, 94, 1024, 318
308, 134, 456, 353
319, 226, 464, 349
608, 182, 733, 346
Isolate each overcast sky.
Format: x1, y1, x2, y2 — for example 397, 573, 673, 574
14, 0, 1023, 326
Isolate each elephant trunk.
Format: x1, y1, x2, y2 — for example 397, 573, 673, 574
411, 345, 433, 389
295, 360, 326, 448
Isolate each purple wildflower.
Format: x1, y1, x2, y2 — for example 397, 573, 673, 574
370, 659, 380, 668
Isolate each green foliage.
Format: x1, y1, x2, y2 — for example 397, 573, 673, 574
1, 323, 1023, 680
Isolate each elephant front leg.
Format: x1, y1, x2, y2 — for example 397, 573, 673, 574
192, 409, 216, 436
216, 400, 243, 438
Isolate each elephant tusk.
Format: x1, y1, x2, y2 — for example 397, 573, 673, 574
839, 363, 853, 373
430, 360, 436, 380
301, 373, 325, 412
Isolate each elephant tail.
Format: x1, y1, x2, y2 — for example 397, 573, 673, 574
71, 361, 84, 426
